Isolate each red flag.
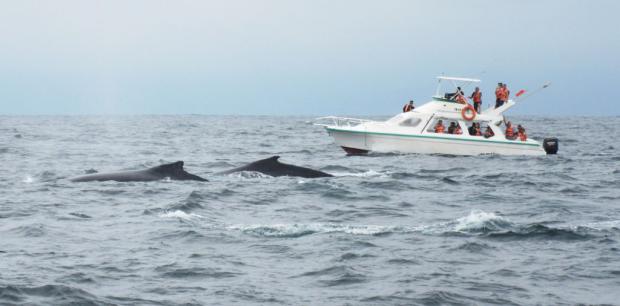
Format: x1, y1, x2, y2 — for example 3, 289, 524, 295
515, 89, 526, 97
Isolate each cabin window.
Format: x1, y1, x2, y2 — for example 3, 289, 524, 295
399, 118, 421, 127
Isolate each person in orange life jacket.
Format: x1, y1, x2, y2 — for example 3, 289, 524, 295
470, 87, 482, 113
484, 126, 495, 138
403, 100, 415, 112
502, 83, 510, 104
454, 123, 463, 135
505, 121, 516, 140
448, 122, 456, 134
495, 82, 504, 108
434, 120, 445, 133
517, 125, 527, 141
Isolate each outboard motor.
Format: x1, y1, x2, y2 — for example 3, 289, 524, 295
543, 138, 559, 154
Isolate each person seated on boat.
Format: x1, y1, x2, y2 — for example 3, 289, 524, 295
455, 93, 468, 104
446, 87, 464, 101
495, 82, 504, 108
402, 100, 415, 112
454, 123, 463, 135
474, 124, 482, 136
505, 121, 517, 140
468, 122, 479, 136
434, 120, 445, 133
447, 122, 456, 134
470, 87, 482, 113
517, 125, 527, 141
483, 126, 495, 138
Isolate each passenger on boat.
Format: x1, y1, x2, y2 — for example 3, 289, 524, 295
470, 87, 482, 113
448, 122, 456, 134
402, 100, 415, 112
503, 84, 510, 102
517, 125, 527, 141
455, 93, 468, 104
434, 120, 445, 133
446, 87, 465, 101
495, 83, 504, 108
468, 122, 480, 136
505, 121, 517, 140
484, 126, 495, 138
454, 123, 463, 135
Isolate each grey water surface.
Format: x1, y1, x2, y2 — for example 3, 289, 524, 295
1, 115, 619, 305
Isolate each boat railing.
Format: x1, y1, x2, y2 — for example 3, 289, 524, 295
314, 116, 373, 127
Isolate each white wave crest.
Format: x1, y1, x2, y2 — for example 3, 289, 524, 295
329, 170, 386, 178
22, 176, 34, 183
159, 210, 204, 220
452, 210, 511, 232
580, 220, 620, 231
229, 171, 273, 179
227, 223, 409, 237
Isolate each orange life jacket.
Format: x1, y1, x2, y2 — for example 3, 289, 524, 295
505, 127, 514, 137
472, 91, 482, 103
519, 132, 527, 141
435, 124, 445, 133
495, 88, 502, 99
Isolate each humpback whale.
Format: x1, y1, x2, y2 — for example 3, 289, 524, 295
70, 161, 207, 182
219, 156, 332, 178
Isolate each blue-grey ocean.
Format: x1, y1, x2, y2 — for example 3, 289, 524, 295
1, 115, 619, 305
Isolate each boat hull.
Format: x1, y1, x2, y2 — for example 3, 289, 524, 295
327, 127, 546, 156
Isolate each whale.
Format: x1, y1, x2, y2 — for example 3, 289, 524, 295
70, 161, 208, 182
219, 156, 332, 178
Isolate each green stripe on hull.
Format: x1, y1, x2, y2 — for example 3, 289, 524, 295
326, 127, 540, 147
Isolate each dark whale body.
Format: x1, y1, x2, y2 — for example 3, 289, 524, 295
220, 156, 332, 178
70, 161, 207, 182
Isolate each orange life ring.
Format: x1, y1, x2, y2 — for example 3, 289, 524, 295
461, 105, 476, 121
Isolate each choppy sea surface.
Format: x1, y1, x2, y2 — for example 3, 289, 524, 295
1, 115, 619, 305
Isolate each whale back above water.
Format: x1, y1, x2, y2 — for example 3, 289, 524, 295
220, 156, 332, 178
70, 161, 208, 182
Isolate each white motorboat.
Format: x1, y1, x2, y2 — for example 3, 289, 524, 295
316, 76, 558, 156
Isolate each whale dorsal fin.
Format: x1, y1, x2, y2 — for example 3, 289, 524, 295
254, 156, 281, 165
151, 161, 185, 175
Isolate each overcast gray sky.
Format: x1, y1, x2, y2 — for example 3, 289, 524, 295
1, 0, 618, 116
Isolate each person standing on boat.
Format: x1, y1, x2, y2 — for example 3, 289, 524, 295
402, 100, 415, 112
470, 87, 482, 113
495, 83, 504, 108
502, 83, 510, 104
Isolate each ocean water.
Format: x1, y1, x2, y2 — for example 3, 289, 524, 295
1, 115, 619, 305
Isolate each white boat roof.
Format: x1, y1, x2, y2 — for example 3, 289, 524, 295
436, 76, 480, 83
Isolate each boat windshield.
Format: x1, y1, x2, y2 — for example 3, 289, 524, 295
434, 76, 481, 101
